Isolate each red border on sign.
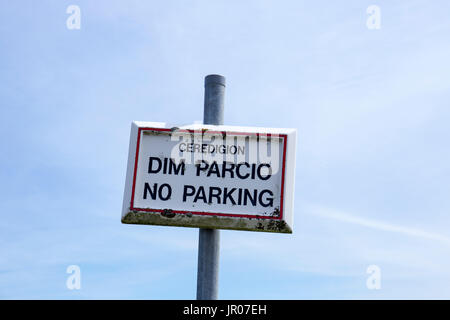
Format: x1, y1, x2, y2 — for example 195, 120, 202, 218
130, 127, 288, 220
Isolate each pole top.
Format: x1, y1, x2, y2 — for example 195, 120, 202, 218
205, 74, 226, 87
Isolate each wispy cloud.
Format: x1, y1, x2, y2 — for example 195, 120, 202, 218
308, 204, 450, 247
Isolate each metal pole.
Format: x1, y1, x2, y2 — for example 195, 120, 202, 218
196, 74, 225, 300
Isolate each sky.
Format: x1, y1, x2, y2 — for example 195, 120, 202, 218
0, 0, 450, 299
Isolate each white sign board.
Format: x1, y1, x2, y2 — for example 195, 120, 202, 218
122, 121, 296, 233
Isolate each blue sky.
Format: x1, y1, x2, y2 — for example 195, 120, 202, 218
1, 0, 450, 299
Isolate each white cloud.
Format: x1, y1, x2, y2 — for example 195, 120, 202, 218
308, 204, 450, 247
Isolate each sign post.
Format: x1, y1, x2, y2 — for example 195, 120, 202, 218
121, 75, 297, 300
196, 75, 225, 300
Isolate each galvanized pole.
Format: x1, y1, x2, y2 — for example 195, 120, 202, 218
196, 74, 225, 300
